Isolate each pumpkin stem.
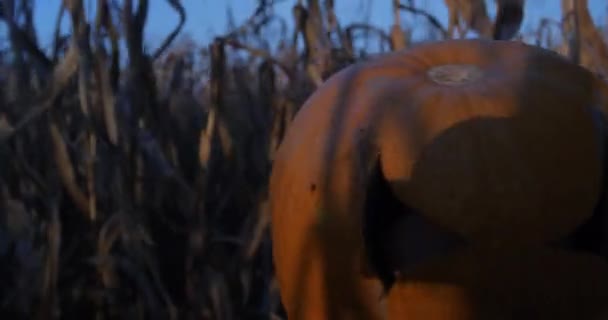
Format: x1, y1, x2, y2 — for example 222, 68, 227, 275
427, 64, 483, 86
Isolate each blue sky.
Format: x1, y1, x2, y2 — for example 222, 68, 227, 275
30, 0, 607, 50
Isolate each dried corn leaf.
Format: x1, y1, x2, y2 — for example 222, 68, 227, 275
95, 51, 119, 145
390, 25, 407, 51
1, 187, 31, 239
0, 114, 15, 142
49, 121, 89, 217
199, 108, 217, 169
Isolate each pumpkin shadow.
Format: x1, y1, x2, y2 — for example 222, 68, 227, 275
367, 116, 608, 319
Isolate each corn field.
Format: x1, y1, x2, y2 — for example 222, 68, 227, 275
0, 0, 607, 319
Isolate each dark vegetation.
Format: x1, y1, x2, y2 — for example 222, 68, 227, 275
0, 0, 607, 319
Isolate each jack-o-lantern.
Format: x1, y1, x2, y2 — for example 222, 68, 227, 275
269, 39, 608, 319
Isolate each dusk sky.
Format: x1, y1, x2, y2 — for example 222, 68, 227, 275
30, 0, 607, 50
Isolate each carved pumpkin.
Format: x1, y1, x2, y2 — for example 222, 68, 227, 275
269, 39, 607, 319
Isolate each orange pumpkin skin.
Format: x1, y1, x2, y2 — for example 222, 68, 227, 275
386, 247, 608, 320
269, 39, 604, 319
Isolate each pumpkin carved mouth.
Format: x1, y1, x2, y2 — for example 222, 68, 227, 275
427, 64, 483, 86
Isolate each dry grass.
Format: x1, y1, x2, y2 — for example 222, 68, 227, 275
0, 0, 607, 319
